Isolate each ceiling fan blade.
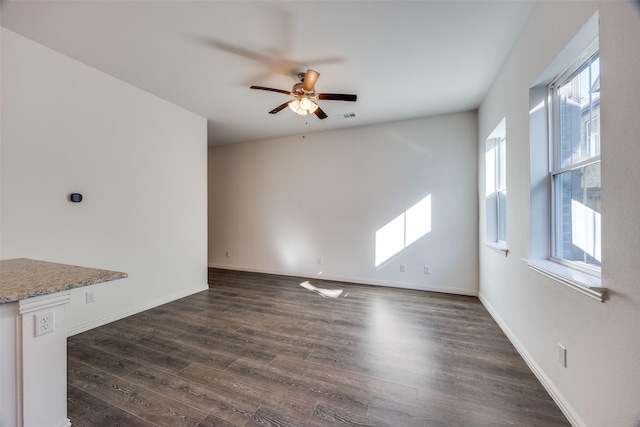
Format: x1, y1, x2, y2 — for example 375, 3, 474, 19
269, 101, 293, 114
302, 69, 320, 92
317, 93, 357, 102
314, 106, 328, 120
250, 85, 293, 96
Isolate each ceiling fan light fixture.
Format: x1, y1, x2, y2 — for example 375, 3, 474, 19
289, 97, 318, 116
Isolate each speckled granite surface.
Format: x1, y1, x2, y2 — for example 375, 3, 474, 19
0, 258, 127, 303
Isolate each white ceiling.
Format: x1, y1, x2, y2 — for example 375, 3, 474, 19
1, 1, 536, 146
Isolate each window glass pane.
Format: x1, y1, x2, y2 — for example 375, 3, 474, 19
485, 118, 506, 245
557, 54, 600, 168
553, 162, 601, 267
497, 137, 506, 189
497, 190, 507, 242
496, 136, 507, 242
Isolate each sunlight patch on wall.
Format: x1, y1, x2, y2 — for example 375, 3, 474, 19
375, 194, 432, 267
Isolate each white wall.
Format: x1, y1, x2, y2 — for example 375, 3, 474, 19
478, 2, 640, 426
0, 28, 208, 334
209, 112, 478, 295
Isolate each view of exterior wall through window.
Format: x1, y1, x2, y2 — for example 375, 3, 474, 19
550, 49, 600, 273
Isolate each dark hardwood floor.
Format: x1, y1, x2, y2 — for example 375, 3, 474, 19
67, 269, 569, 426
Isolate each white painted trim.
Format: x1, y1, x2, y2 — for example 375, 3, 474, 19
66, 285, 207, 337
207, 263, 477, 296
479, 293, 585, 427
523, 258, 605, 302
18, 291, 71, 314
484, 241, 509, 257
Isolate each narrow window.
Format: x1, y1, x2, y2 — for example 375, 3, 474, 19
485, 118, 507, 248
496, 134, 507, 243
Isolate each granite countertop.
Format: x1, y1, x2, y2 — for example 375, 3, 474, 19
0, 258, 127, 303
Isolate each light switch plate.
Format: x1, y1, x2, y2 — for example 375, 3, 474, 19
558, 344, 567, 367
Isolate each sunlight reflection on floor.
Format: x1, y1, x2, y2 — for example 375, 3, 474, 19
299, 281, 345, 298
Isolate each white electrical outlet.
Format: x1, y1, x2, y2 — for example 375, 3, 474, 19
400, 264, 406, 272
34, 311, 55, 337
225, 251, 231, 258
317, 257, 323, 265
558, 344, 567, 367
424, 266, 430, 274
86, 291, 95, 304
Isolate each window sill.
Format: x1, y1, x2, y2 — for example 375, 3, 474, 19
484, 241, 509, 257
523, 258, 606, 302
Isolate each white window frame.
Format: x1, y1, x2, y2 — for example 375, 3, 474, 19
496, 134, 507, 245
484, 118, 508, 256
548, 46, 600, 278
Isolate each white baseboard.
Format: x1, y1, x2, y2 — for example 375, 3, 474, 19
66, 284, 208, 337
478, 292, 584, 427
208, 263, 477, 296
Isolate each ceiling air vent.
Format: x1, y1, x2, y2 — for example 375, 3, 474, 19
336, 112, 357, 120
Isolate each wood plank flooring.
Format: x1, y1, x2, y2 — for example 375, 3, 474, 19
67, 268, 569, 426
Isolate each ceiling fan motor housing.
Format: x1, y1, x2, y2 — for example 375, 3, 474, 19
292, 82, 315, 97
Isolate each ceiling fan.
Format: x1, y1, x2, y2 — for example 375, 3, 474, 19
250, 69, 357, 120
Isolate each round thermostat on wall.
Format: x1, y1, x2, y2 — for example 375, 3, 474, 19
69, 193, 83, 203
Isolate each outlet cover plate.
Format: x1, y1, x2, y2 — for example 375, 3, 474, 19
34, 311, 55, 337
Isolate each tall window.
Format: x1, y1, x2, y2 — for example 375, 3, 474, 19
549, 49, 600, 274
496, 135, 507, 243
485, 118, 506, 246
